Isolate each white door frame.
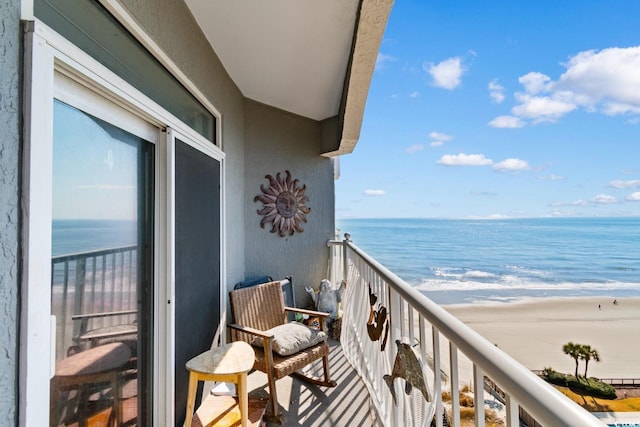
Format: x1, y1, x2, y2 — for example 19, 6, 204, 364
21, 20, 226, 427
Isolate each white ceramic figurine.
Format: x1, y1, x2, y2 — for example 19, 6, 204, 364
305, 279, 346, 320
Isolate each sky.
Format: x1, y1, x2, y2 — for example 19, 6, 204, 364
53, 100, 139, 220
335, 1, 640, 219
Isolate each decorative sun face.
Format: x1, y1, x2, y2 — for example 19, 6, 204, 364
254, 170, 311, 237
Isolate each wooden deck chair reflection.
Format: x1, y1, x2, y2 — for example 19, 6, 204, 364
228, 280, 336, 424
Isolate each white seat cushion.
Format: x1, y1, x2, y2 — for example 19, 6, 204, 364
252, 321, 326, 356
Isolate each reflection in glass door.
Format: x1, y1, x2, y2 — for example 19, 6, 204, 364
50, 99, 154, 426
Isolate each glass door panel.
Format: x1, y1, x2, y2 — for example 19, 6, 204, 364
50, 99, 154, 426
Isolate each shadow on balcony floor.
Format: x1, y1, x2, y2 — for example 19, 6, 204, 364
247, 339, 377, 427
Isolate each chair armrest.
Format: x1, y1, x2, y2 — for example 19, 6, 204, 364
228, 323, 274, 340
285, 306, 330, 319
228, 323, 276, 357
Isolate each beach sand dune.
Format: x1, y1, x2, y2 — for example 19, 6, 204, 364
440, 297, 640, 386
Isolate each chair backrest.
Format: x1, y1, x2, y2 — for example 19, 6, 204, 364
229, 281, 287, 342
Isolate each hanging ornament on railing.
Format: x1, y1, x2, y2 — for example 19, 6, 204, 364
254, 170, 311, 237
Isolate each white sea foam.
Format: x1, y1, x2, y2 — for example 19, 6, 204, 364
413, 277, 640, 293
462, 270, 497, 279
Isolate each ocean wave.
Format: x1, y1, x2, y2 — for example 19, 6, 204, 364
413, 277, 640, 293
462, 270, 497, 280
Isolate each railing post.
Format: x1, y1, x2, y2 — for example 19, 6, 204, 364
473, 365, 485, 427
342, 233, 351, 282
432, 327, 443, 427
72, 258, 87, 338
506, 395, 519, 427
450, 343, 460, 427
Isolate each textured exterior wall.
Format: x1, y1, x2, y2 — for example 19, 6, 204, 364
120, 0, 247, 288
0, 0, 21, 423
119, 0, 337, 302
244, 99, 335, 307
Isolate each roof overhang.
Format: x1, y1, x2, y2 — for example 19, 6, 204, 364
184, 0, 393, 156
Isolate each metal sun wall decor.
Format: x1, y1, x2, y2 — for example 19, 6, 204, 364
254, 170, 311, 237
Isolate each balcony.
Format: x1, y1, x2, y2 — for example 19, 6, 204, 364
230, 236, 608, 426
50, 238, 608, 426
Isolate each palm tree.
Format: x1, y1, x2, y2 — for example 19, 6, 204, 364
581, 345, 601, 378
562, 342, 583, 378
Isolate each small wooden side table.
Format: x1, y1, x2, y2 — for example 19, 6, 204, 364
184, 341, 255, 427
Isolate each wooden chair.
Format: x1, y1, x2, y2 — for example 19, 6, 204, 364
228, 280, 336, 423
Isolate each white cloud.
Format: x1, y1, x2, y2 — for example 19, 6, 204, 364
511, 93, 577, 121
554, 46, 640, 114
609, 179, 640, 189
375, 53, 396, 70
493, 158, 531, 172
363, 189, 386, 196
626, 192, 640, 201
428, 131, 453, 147
429, 131, 453, 141
591, 194, 618, 204
488, 214, 509, 219
488, 115, 525, 128
498, 46, 640, 126
519, 72, 552, 95
409, 91, 420, 98
539, 174, 565, 181
425, 57, 465, 89
572, 199, 589, 207
405, 144, 425, 154
437, 153, 493, 167
488, 79, 505, 103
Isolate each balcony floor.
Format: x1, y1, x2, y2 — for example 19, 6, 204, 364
246, 339, 377, 427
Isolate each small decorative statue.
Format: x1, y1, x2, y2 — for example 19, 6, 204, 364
305, 279, 346, 320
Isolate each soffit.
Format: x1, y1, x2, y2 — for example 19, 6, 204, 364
184, 0, 360, 121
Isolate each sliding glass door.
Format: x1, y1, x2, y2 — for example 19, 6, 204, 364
50, 95, 155, 426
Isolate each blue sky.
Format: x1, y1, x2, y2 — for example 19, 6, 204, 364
53, 101, 139, 220
335, 1, 640, 219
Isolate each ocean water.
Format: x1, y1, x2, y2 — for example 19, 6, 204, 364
52, 219, 138, 256
336, 217, 640, 305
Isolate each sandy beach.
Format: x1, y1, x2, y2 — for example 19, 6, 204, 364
441, 296, 640, 386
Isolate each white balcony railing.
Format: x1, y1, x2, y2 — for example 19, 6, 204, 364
328, 235, 605, 427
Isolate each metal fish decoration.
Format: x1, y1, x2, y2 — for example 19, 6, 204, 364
383, 340, 431, 405
367, 284, 389, 351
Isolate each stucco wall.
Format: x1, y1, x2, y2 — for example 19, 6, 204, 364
119, 0, 337, 305
119, 0, 247, 289
244, 99, 336, 307
0, 0, 20, 423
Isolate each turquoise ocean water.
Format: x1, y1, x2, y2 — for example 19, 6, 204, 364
336, 217, 640, 305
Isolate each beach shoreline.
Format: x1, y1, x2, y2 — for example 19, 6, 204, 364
439, 296, 640, 386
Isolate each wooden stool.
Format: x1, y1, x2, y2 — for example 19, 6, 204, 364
51, 342, 131, 426
184, 341, 255, 427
